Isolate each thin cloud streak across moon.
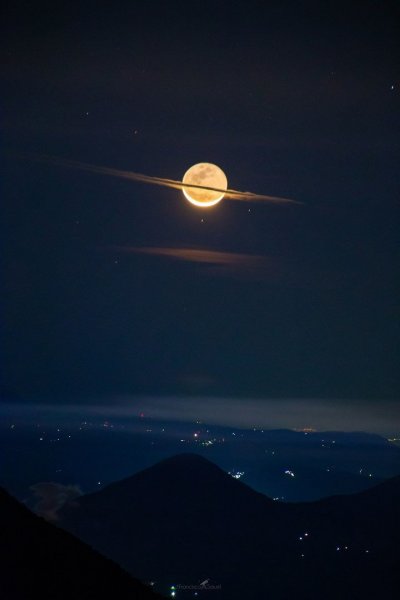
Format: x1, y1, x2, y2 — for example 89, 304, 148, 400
35, 155, 300, 205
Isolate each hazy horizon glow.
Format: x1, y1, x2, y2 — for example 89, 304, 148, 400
1, 396, 399, 436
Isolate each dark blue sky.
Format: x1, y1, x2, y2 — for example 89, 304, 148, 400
2, 1, 399, 409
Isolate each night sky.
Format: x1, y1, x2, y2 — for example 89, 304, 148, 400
2, 2, 399, 420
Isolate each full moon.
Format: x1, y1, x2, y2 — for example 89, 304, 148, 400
182, 163, 228, 207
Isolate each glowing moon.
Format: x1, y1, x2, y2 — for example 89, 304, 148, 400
182, 163, 228, 207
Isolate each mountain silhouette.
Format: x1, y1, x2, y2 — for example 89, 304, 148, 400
0, 487, 164, 599
60, 453, 399, 599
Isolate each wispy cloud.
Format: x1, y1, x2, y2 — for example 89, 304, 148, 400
117, 245, 344, 289
29, 155, 299, 205
30, 482, 83, 521
129, 246, 266, 265
117, 246, 279, 281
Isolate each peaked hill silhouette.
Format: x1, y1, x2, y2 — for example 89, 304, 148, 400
60, 453, 400, 599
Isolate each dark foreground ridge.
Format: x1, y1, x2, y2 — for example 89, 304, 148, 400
59, 452, 400, 600
0, 487, 164, 600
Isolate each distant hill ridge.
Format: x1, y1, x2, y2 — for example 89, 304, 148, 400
59, 452, 400, 600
